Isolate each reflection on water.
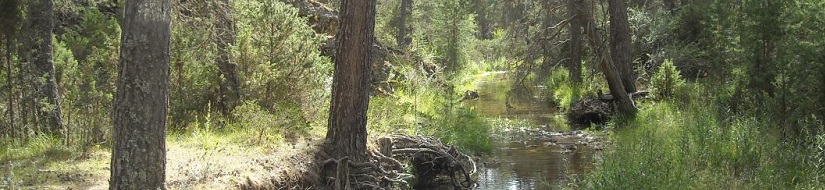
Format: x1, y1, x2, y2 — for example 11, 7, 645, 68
468, 72, 557, 128
466, 72, 600, 189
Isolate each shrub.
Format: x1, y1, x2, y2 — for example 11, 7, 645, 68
545, 67, 602, 111
168, 0, 332, 129
651, 59, 685, 99
234, 0, 332, 124
49, 5, 120, 145
229, 101, 310, 145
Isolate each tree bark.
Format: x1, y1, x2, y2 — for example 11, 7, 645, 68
15, 23, 29, 129
568, 0, 584, 84
0, 0, 18, 137
4, 36, 12, 136
5, 36, 11, 136
214, 0, 240, 114
326, 0, 375, 161
28, 0, 64, 136
396, 0, 411, 49
748, 1, 781, 97
110, 0, 171, 189
475, 0, 492, 39
609, 0, 636, 93
582, 0, 637, 115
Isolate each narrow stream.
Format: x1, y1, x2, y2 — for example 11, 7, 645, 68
466, 72, 601, 189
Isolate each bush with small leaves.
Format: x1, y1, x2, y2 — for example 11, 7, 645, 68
651, 59, 684, 99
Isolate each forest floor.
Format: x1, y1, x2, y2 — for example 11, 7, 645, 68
1, 131, 324, 190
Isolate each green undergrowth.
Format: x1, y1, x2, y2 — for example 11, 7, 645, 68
368, 88, 494, 154
572, 83, 825, 189
1, 136, 77, 169
367, 63, 494, 154
0, 102, 321, 188
0, 116, 304, 189
545, 67, 605, 111
0, 136, 108, 189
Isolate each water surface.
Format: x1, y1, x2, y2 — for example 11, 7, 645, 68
466, 72, 601, 189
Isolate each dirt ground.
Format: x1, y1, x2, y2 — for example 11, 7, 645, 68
1, 135, 324, 190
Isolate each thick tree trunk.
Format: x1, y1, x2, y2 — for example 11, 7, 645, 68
568, 0, 584, 84
396, 0, 411, 49
215, 0, 240, 114
582, 1, 637, 115
326, 0, 376, 161
110, 0, 171, 189
609, 0, 636, 93
28, 0, 64, 135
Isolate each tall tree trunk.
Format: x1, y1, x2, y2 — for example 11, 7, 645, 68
568, 0, 584, 84
15, 27, 28, 131
583, 0, 637, 115
609, 0, 636, 93
820, 64, 825, 122
326, 0, 376, 160
17, 58, 27, 131
28, 0, 64, 135
325, 0, 376, 187
396, 0, 411, 49
1, 0, 17, 136
503, 1, 524, 29
214, 0, 240, 114
110, 0, 171, 189
4, 37, 12, 136
748, 1, 781, 97
475, 0, 492, 40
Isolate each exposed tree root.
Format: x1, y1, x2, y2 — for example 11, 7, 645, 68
391, 135, 476, 189
236, 135, 477, 189
317, 135, 477, 190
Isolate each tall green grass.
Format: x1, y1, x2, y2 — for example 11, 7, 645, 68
544, 67, 604, 111
367, 63, 494, 153
573, 83, 825, 189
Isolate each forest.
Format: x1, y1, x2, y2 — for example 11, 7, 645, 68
1, 0, 824, 189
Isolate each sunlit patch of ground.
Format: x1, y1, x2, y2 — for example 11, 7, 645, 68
1, 132, 323, 190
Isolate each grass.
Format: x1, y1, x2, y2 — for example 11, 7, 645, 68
370, 88, 495, 154
570, 83, 825, 189
545, 67, 605, 111
0, 120, 323, 190
367, 63, 496, 154
0, 60, 500, 189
